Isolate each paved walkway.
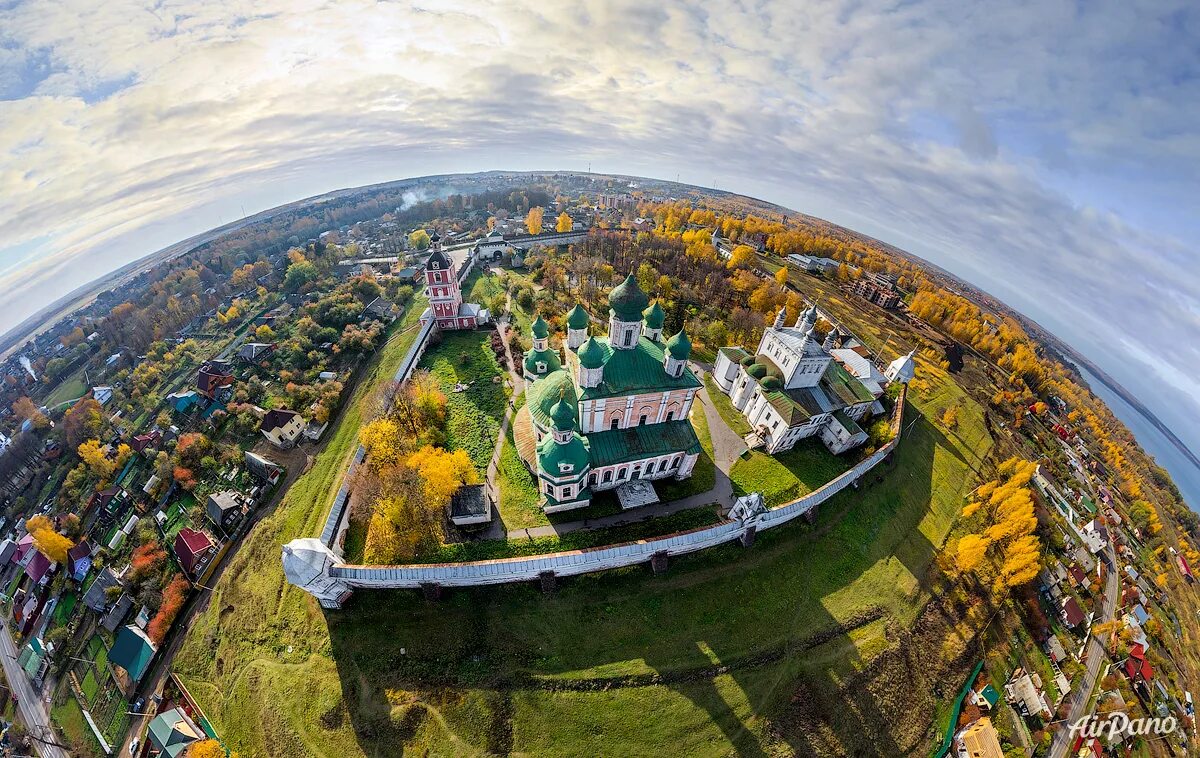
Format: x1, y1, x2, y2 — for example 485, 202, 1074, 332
479, 313, 524, 541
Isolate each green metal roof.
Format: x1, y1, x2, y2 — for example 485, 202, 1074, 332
526, 370, 576, 429
109, 624, 156, 682
717, 346, 751, 363
608, 274, 649, 320
763, 390, 816, 426
523, 347, 561, 376
665, 328, 691, 360
832, 409, 865, 437
537, 433, 590, 477
822, 360, 876, 405
585, 419, 702, 467
531, 315, 549, 338
148, 707, 203, 758
642, 301, 665, 329
978, 684, 1000, 708
566, 303, 590, 329
577, 336, 701, 400
550, 392, 577, 431
578, 336, 610, 369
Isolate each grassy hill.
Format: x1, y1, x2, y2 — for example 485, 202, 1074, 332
172, 298, 993, 757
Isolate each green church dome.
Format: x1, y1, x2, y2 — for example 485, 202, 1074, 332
550, 389, 577, 431
608, 274, 650, 321
537, 433, 590, 477
566, 304, 590, 330
665, 328, 692, 360
523, 347, 560, 375
642, 301, 665, 329
531, 315, 549, 339
578, 336, 608, 369
746, 362, 768, 379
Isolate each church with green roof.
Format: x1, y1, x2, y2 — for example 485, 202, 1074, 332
516, 274, 703, 512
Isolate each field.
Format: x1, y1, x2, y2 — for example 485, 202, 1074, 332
730, 440, 853, 507
172, 294, 995, 757
420, 329, 509, 473
44, 364, 88, 408
494, 393, 544, 530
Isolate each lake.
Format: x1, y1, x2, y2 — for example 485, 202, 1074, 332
1075, 362, 1200, 514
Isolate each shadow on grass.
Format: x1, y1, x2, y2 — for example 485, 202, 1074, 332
323, 399, 965, 755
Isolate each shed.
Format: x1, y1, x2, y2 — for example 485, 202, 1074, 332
108, 624, 157, 683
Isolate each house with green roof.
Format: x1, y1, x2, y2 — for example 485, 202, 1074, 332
147, 706, 203, 757
515, 274, 703, 512
108, 623, 157, 687
711, 303, 889, 455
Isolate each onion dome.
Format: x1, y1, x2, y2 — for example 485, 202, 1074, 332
578, 336, 607, 369
531, 315, 549, 339
608, 274, 650, 321
537, 433, 590, 477
665, 328, 692, 360
746, 363, 768, 379
761, 376, 782, 391
642, 302, 665, 329
523, 347, 561, 375
550, 388, 577, 431
566, 304, 590, 330
739, 355, 756, 367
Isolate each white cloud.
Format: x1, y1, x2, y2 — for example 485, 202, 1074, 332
1, 0, 1199, 452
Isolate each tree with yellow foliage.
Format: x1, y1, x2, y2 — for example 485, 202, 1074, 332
774, 267, 789, 289
78, 438, 117, 481
954, 457, 1044, 598
25, 515, 74, 564
360, 418, 404, 470
526, 207, 544, 235
187, 739, 236, 758
726, 245, 756, 270
556, 212, 572, 233
941, 406, 959, 429
254, 324, 275, 342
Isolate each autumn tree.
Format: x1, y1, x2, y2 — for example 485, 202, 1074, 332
774, 267, 789, 289
409, 229, 431, 250
254, 324, 276, 342
526, 206, 544, 235
727, 244, 756, 270
187, 740, 229, 758
26, 515, 74, 564
556, 212, 573, 233
78, 439, 117, 481
12, 397, 49, 430
148, 575, 190, 642
954, 457, 1043, 598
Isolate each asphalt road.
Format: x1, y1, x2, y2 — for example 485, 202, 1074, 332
0, 622, 69, 758
1049, 542, 1119, 758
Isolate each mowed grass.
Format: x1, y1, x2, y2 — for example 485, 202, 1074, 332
420, 329, 508, 473
730, 440, 853, 507
703, 375, 753, 436
173, 289, 993, 757
45, 365, 88, 408
494, 393, 545, 530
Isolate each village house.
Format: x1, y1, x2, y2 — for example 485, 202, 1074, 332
260, 408, 305, 449
196, 359, 235, 401
207, 490, 251, 535
174, 527, 216, 579
955, 716, 1004, 758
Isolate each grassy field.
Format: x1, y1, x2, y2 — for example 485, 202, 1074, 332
730, 440, 853, 507
702, 375, 753, 436
420, 329, 509, 473
653, 400, 717, 501
172, 296, 994, 757
44, 364, 88, 408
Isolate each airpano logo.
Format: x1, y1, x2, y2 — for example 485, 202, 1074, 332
1068, 712, 1176, 741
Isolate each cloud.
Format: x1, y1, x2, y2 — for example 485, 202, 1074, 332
1, 0, 1199, 453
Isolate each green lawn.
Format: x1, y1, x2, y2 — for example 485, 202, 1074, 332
45, 365, 88, 408
420, 330, 508, 473
653, 400, 717, 501
172, 323, 994, 757
730, 439, 854, 507
51, 696, 104, 757
494, 394, 545, 531
702, 374, 753, 436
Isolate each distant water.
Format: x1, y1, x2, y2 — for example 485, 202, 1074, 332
1074, 363, 1200, 514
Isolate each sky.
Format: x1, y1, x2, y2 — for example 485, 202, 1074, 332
1, 0, 1199, 452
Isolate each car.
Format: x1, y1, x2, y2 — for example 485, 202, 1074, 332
128, 738, 139, 754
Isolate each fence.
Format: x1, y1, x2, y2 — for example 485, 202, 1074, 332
288, 386, 907, 602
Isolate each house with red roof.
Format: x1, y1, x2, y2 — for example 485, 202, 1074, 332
12, 533, 34, 566
25, 550, 54, 586
130, 429, 162, 453
1124, 643, 1154, 684
1061, 596, 1086, 628
196, 360, 235, 401
174, 528, 216, 579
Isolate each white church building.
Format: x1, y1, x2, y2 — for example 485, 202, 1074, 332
712, 304, 914, 455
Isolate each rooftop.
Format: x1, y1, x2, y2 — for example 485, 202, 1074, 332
577, 336, 701, 400
586, 419, 702, 467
